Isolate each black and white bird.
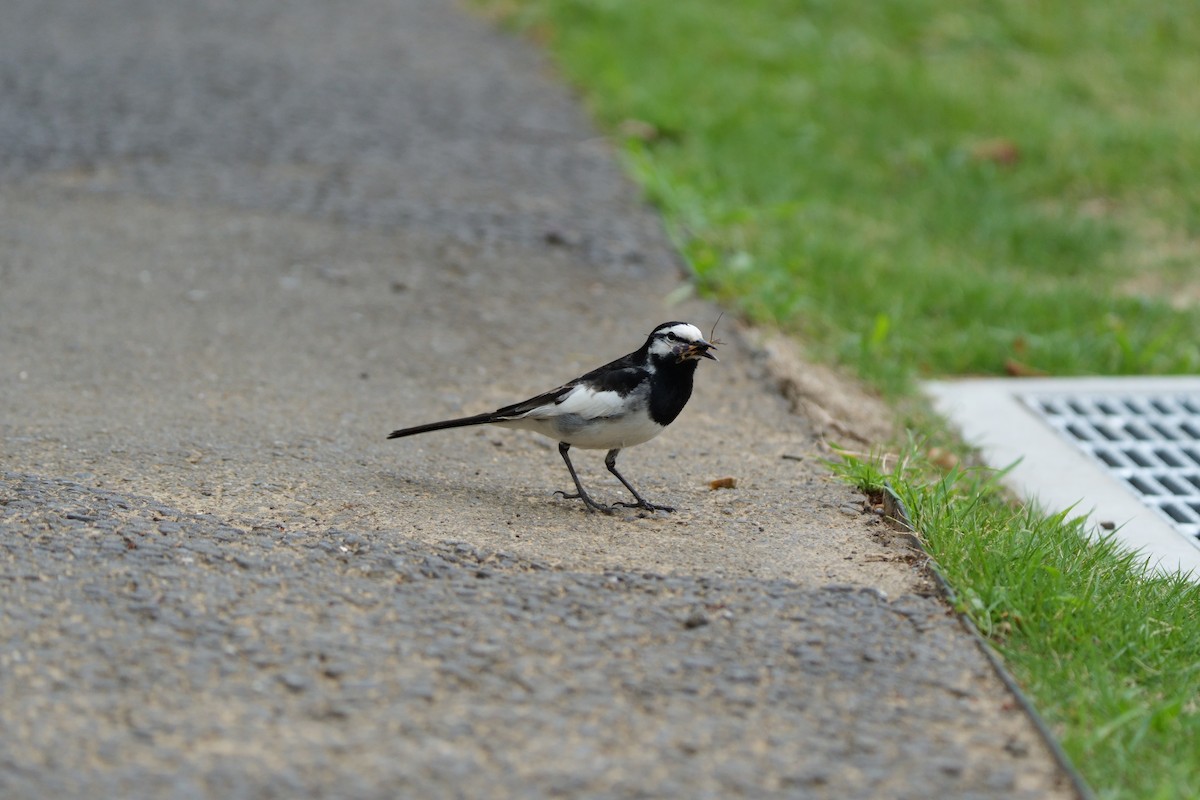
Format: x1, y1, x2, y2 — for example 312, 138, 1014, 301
387, 321, 718, 513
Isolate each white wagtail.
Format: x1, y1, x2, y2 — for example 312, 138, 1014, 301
387, 321, 718, 513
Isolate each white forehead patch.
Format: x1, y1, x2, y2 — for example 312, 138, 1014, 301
662, 323, 704, 342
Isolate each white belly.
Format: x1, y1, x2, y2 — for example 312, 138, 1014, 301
499, 412, 665, 450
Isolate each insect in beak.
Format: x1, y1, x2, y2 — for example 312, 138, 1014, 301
680, 340, 718, 362
708, 312, 725, 346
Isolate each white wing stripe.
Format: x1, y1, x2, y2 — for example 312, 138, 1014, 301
523, 386, 626, 420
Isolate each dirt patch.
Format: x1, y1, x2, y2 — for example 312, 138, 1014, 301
754, 329, 896, 447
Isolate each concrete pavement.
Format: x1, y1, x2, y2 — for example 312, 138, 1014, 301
1, 0, 1077, 797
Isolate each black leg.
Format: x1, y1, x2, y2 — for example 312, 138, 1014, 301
606, 449, 675, 513
552, 442, 614, 514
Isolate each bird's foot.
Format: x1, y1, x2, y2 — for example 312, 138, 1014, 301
614, 500, 676, 513
553, 490, 615, 514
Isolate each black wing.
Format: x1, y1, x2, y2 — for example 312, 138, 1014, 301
491, 353, 649, 420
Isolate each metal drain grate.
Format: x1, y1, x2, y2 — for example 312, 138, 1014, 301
1021, 392, 1200, 550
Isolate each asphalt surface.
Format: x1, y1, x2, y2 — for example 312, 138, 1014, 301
1, 1, 1077, 797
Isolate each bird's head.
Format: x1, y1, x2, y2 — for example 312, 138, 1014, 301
646, 321, 718, 365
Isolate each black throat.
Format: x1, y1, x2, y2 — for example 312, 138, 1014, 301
647, 357, 699, 427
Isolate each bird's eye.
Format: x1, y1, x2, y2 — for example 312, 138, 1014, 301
665, 332, 678, 341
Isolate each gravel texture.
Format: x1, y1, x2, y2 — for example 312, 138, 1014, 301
0, 0, 1076, 797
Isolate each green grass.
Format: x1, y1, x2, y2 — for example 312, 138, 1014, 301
479, 1, 1200, 797
490, 0, 1200, 394
831, 449, 1200, 800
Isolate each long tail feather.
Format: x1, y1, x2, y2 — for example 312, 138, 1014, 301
386, 412, 499, 440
